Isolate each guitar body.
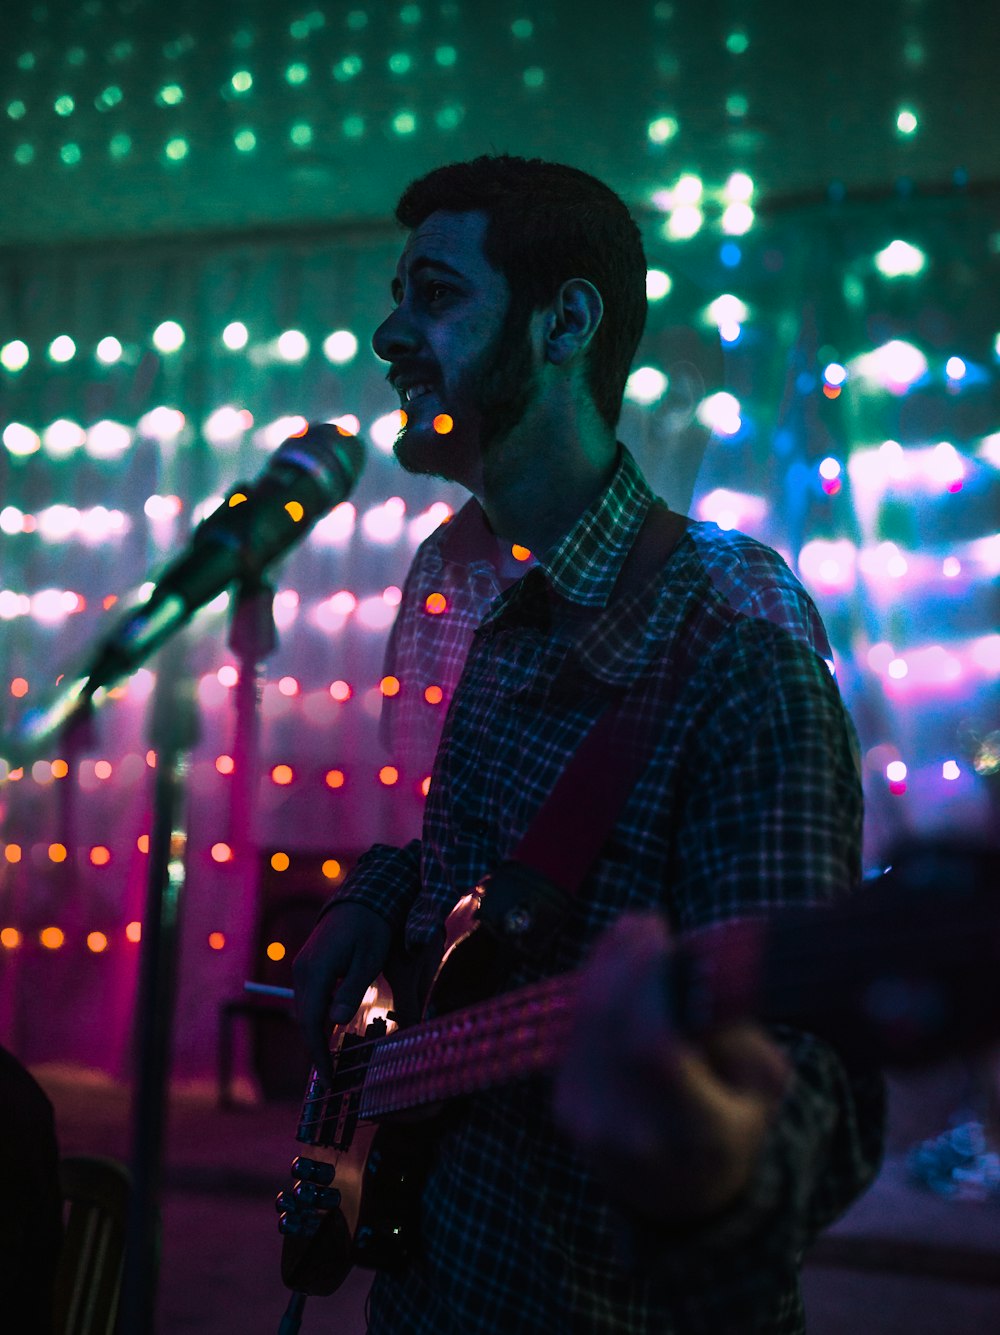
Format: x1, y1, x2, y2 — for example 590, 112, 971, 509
280, 892, 505, 1295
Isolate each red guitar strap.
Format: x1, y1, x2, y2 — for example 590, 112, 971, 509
478, 502, 705, 954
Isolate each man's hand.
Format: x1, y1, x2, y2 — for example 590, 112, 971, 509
552, 912, 789, 1226
292, 902, 394, 1085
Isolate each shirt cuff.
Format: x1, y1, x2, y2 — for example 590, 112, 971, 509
321, 838, 422, 932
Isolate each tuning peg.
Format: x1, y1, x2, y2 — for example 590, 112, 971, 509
290, 1156, 336, 1185
292, 1179, 342, 1210
277, 1209, 321, 1238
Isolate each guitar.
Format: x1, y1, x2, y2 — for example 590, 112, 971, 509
276, 852, 1000, 1299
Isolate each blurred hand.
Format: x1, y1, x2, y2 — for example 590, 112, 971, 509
292, 902, 394, 1085
552, 912, 789, 1225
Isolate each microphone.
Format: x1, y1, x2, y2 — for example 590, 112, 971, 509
91, 423, 365, 681
3, 424, 364, 763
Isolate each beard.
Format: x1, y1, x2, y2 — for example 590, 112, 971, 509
393, 298, 539, 484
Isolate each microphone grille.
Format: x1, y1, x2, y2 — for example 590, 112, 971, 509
275, 423, 365, 499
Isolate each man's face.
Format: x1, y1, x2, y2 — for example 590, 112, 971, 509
372, 209, 538, 490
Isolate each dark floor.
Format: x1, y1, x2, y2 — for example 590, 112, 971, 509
35, 1059, 1000, 1334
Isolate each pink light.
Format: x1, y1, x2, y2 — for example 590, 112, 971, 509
311, 501, 356, 545
970, 635, 1000, 674
798, 539, 857, 593
409, 502, 453, 545
328, 591, 357, 615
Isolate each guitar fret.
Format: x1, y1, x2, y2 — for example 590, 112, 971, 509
359, 979, 576, 1119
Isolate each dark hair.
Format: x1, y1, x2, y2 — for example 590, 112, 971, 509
394, 155, 647, 429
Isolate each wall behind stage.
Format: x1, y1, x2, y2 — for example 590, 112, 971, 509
1, 0, 998, 1082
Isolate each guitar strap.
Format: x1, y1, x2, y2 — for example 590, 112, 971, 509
477, 501, 706, 958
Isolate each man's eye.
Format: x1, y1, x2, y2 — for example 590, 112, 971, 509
425, 282, 449, 303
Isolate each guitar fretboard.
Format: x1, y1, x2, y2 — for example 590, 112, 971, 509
358, 974, 579, 1119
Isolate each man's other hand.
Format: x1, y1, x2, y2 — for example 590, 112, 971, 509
552, 912, 789, 1226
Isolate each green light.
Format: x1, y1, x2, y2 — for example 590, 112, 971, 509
875, 240, 926, 277
285, 63, 309, 85
896, 108, 918, 134
725, 171, 754, 202
14, 144, 35, 166
726, 30, 749, 54
66, 46, 87, 67
7, 100, 26, 120
392, 111, 417, 136
222, 322, 249, 350
343, 114, 364, 138
163, 33, 195, 60
334, 56, 363, 80
234, 128, 257, 152
435, 45, 457, 66
165, 137, 189, 161
157, 84, 184, 106
109, 133, 132, 159
60, 143, 82, 165
511, 18, 533, 38
233, 29, 254, 50
153, 321, 185, 353
523, 67, 545, 88
49, 336, 76, 363
346, 9, 368, 29
290, 12, 324, 38
290, 122, 313, 146
648, 116, 678, 144
231, 70, 253, 93
1, 341, 30, 372
726, 93, 748, 118
389, 52, 412, 75
903, 40, 924, 67
96, 85, 124, 110
435, 104, 464, 130
108, 40, 133, 62
16, 52, 36, 71
96, 336, 123, 363
646, 269, 672, 300
54, 95, 75, 117
721, 203, 754, 236
400, 3, 421, 21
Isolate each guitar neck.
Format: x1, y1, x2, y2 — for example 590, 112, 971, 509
345, 867, 1000, 1125
359, 973, 580, 1120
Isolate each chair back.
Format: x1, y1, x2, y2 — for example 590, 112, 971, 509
53, 1156, 131, 1335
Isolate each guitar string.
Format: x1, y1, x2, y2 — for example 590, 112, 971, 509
299, 987, 575, 1131
294, 890, 985, 1132
299, 982, 568, 1116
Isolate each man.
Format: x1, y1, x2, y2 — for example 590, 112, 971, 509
294, 156, 884, 1332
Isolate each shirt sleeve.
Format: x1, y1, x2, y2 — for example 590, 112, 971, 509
620, 613, 885, 1307
321, 838, 423, 932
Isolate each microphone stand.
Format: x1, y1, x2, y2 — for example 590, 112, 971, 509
119, 629, 199, 1335
119, 574, 280, 1333
226, 575, 277, 1092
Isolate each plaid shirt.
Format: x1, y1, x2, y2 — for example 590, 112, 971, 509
330, 446, 884, 1334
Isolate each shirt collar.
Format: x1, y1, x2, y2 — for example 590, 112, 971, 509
537, 443, 655, 608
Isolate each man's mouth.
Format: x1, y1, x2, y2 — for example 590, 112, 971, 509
403, 383, 435, 404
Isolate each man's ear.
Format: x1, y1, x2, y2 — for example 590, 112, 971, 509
544, 278, 604, 366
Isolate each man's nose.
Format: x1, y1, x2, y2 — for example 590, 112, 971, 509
372, 306, 420, 363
